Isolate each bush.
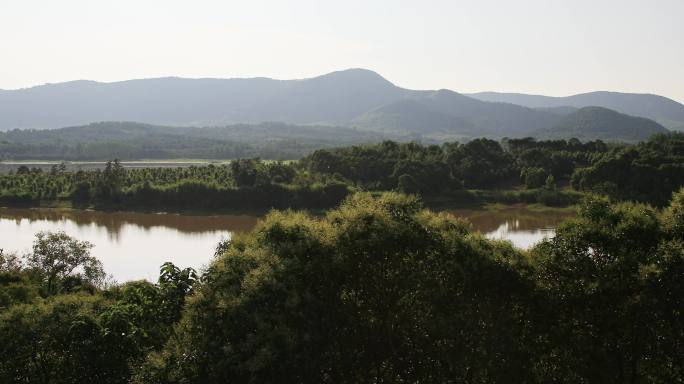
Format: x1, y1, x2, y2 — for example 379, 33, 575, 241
522, 167, 548, 189
144, 193, 538, 383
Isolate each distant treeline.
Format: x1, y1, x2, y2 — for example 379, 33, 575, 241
0, 160, 349, 211
0, 122, 386, 161
302, 133, 684, 205
0, 133, 682, 209
2, 190, 683, 382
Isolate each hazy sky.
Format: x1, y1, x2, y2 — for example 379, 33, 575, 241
1, 0, 682, 102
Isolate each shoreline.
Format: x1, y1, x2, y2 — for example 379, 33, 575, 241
0, 190, 582, 217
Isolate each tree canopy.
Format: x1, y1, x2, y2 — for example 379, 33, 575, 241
136, 190, 684, 383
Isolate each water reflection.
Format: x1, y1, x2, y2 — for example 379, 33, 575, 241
0, 206, 573, 282
0, 208, 258, 282
0, 208, 257, 242
450, 207, 574, 249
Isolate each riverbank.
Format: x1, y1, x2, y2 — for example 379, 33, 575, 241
0, 202, 576, 282
1, 187, 584, 216
0, 199, 277, 217
422, 188, 584, 210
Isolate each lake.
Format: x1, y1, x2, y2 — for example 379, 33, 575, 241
0, 206, 573, 282
450, 206, 574, 248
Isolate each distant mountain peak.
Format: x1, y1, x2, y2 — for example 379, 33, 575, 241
319, 68, 386, 78
305, 68, 396, 87
431, 89, 464, 97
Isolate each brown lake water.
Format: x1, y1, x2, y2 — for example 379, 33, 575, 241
0, 206, 573, 282
450, 207, 574, 248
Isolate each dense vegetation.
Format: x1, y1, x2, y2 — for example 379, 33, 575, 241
304, 136, 606, 190
303, 133, 683, 205
0, 234, 198, 383
0, 159, 350, 211
1, 133, 682, 210
571, 133, 684, 204
1, 190, 683, 382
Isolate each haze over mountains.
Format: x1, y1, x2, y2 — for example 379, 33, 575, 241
0, 68, 679, 142
469, 91, 684, 129
532, 107, 669, 141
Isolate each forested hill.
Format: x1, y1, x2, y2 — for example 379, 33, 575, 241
0, 122, 387, 160
533, 107, 669, 141
0, 69, 670, 141
350, 99, 479, 139
0, 114, 670, 161
469, 91, 684, 129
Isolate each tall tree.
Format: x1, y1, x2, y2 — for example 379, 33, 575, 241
25, 231, 105, 295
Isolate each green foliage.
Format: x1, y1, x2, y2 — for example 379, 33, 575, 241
0, 250, 40, 308
531, 194, 684, 382
2, 192, 684, 382
663, 188, 684, 236
571, 133, 684, 205
133, 191, 684, 382
544, 174, 556, 190
94, 159, 126, 200
0, 159, 350, 211
26, 231, 105, 296
446, 138, 517, 188
2, 135, 680, 209
521, 167, 548, 188
301, 137, 617, 200
507, 136, 606, 180
396, 173, 420, 194
304, 139, 516, 192
0, 294, 132, 384
157, 262, 198, 324
145, 193, 539, 382
0, 261, 198, 384
229, 158, 260, 187
0, 249, 22, 273
0, 231, 200, 383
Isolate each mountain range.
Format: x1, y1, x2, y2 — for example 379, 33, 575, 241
0, 68, 680, 141
468, 91, 684, 129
